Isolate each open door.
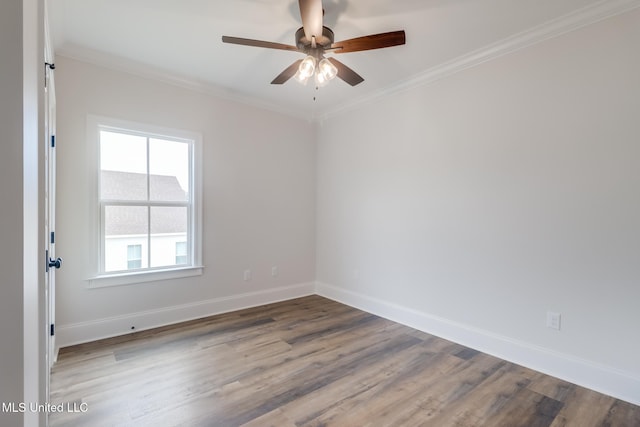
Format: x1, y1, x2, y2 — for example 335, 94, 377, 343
44, 15, 60, 405
44, 65, 58, 368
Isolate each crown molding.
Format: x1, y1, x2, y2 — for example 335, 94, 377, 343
316, 0, 640, 123
54, 44, 313, 122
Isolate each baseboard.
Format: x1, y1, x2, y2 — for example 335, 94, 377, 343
56, 282, 315, 349
315, 281, 640, 406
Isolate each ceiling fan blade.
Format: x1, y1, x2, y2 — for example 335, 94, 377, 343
271, 59, 303, 85
327, 57, 364, 86
331, 30, 406, 54
298, 0, 323, 42
222, 36, 300, 52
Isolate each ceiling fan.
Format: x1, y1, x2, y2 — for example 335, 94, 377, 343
222, 0, 406, 87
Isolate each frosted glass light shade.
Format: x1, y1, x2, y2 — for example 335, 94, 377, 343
298, 56, 316, 79
318, 58, 338, 81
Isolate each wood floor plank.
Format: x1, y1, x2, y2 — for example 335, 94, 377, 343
239, 408, 297, 427
549, 387, 623, 427
313, 352, 461, 426
358, 353, 510, 427
413, 361, 536, 427
527, 371, 576, 403
281, 342, 449, 425
201, 334, 423, 426
50, 296, 639, 427
483, 387, 563, 427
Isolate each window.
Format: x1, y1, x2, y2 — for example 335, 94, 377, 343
88, 116, 202, 287
127, 244, 142, 270
175, 241, 187, 265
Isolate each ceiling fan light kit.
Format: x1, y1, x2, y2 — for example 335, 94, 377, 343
316, 58, 338, 85
296, 55, 317, 81
294, 56, 338, 86
222, 0, 406, 88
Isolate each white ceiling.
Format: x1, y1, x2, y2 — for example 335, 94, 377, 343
50, 0, 636, 119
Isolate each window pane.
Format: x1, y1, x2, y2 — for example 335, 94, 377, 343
104, 206, 148, 272
127, 244, 142, 259
150, 206, 188, 268
127, 244, 142, 270
175, 241, 188, 265
149, 138, 189, 202
100, 131, 148, 201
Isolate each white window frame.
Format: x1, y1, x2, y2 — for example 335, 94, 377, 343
87, 115, 203, 288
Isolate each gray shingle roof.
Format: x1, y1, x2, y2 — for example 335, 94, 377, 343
101, 170, 188, 201
102, 171, 188, 236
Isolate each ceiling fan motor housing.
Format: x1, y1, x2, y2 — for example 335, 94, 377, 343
296, 26, 334, 53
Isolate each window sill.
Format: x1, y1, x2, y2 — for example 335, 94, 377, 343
87, 266, 204, 289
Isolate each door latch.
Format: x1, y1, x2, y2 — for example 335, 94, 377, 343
45, 249, 63, 272
48, 257, 63, 269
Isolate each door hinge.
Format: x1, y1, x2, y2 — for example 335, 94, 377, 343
51, 135, 56, 148
44, 62, 55, 88
50, 231, 55, 244
50, 324, 55, 337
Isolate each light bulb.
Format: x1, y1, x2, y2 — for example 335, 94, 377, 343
294, 70, 310, 85
298, 56, 316, 79
315, 69, 329, 87
318, 58, 338, 81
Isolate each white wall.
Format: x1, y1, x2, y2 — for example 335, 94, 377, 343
316, 9, 640, 404
55, 57, 316, 345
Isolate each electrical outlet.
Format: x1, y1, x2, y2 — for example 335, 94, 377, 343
547, 312, 561, 330
243, 269, 252, 281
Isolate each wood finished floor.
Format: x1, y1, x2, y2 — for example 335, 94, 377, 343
50, 296, 639, 427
